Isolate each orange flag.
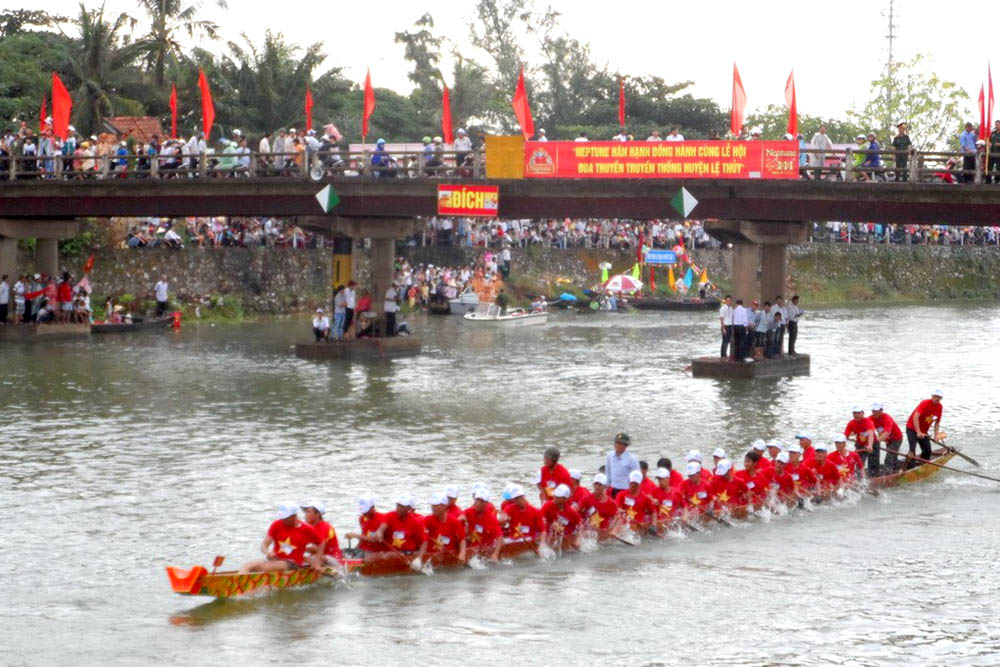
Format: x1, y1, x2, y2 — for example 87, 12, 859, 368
784, 70, 797, 138
731, 63, 746, 137
362, 69, 375, 138
198, 69, 214, 140
51, 74, 72, 141
441, 85, 453, 144
512, 65, 534, 139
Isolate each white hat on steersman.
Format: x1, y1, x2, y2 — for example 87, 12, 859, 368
716, 459, 733, 475
931, 388, 944, 398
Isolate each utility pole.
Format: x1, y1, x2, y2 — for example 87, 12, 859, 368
884, 0, 897, 114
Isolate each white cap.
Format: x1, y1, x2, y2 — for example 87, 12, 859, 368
445, 485, 459, 499
473, 487, 491, 502
685, 461, 701, 476
316, 308, 324, 313
395, 494, 416, 508
752, 439, 767, 452
275, 502, 298, 520
931, 388, 943, 398
788, 443, 803, 454
628, 470, 643, 484
871, 402, 884, 411
357, 495, 376, 514
569, 468, 582, 481
716, 459, 733, 475
795, 432, 813, 441
851, 404, 865, 413
685, 450, 703, 463
429, 492, 448, 506
300, 500, 325, 515
593, 473, 608, 486
539, 128, 546, 134
232, 128, 242, 136
767, 439, 783, 451
833, 434, 847, 444
508, 484, 526, 499
654, 467, 671, 479
776, 452, 790, 464
783, 133, 794, 140
457, 128, 467, 134
814, 443, 829, 452
751, 127, 762, 135
553, 484, 571, 499
712, 448, 726, 458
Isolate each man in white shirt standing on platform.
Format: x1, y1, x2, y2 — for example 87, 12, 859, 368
718, 295, 734, 360
732, 298, 751, 361
0, 274, 8, 324
384, 282, 400, 337
786, 295, 803, 355
154, 277, 169, 317
773, 295, 788, 355
605, 433, 639, 499
343, 281, 357, 340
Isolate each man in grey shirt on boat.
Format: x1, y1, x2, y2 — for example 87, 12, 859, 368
605, 433, 639, 498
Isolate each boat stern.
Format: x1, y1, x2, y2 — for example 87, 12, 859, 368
166, 565, 207, 595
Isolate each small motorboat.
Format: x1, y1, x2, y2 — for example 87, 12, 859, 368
448, 289, 480, 315
463, 303, 547, 327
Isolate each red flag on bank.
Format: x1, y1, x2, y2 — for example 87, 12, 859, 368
618, 77, 626, 128
730, 63, 746, 137
82, 254, 95, 274
198, 69, 215, 140
784, 70, 797, 138
979, 84, 986, 140
51, 73, 72, 141
168, 83, 177, 138
362, 69, 375, 138
512, 65, 534, 139
305, 87, 314, 132
441, 85, 453, 144
39, 94, 47, 133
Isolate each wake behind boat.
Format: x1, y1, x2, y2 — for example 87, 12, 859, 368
463, 303, 547, 327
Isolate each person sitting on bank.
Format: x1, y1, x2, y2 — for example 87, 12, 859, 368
312, 308, 330, 341
495, 288, 509, 315
356, 311, 376, 338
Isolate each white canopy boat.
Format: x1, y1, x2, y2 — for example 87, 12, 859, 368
463, 303, 548, 327
448, 289, 480, 315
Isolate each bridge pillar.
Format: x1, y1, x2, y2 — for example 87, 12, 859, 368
37, 239, 59, 278
0, 237, 15, 280
703, 220, 810, 303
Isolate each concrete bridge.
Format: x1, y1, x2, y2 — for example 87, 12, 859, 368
2, 176, 1000, 318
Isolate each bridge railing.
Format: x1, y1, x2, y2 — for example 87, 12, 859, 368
799, 147, 992, 183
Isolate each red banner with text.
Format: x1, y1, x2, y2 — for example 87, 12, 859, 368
437, 183, 500, 217
524, 140, 798, 179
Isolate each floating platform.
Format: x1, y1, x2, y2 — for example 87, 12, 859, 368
629, 297, 720, 311
0, 323, 91, 342
294, 336, 423, 361
691, 354, 810, 379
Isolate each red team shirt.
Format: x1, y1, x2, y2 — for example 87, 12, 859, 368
735, 468, 773, 503
679, 475, 715, 512
463, 506, 502, 547
616, 489, 655, 525
382, 510, 428, 552
539, 464, 573, 497
267, 520, 320, 566
358, 511, 387, 552
422, 513, 466, 553
803, 458, 841, 492
844, 417, 876, 447
505, 502, 547, 540
312, 520, 344, 560
870, 412, 903, 442
827, 450, 864, 480
540, 501, 582, 536
586, 495, 619, 531
767, 470, 796, 499
571, 485, 596, 516
711, 474, 750, 509
650, 485, 682, 521
906, 400, 942, 434
785, 462, 818, 496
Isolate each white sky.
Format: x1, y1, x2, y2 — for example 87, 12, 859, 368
22, 0, 992, 122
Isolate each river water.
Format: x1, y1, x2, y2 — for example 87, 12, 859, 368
2, 305, 998, 666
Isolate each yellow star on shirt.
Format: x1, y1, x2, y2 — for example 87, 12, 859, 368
589, 512, 603, 528
327, 527, 337, 541
837, 466, 849, 478
659, 505, 672, 516
688, 495, 702, 506
391, 535, 405, 548
626, 508, 637, 521
278, 538, 295, 555
469, 531, 482, 544
717, 491, 730, 503
435, 536, 448, 548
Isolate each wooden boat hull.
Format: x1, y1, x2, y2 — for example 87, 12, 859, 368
463, 311, 547, 327
294, 336, 423, 360
869, 448, 955, 489
91, 316, 173, 334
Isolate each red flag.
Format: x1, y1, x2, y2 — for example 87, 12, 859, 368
168, 83, 177, 139
636, 232, 644, 263
51, 73, 72, 141
305, 87, 314, 132
39, 94, 47, 133
511, 65, 534, 139
441, 85, 453, 144
362, 69, 375, 138
648, 264, 656, 292
618, 78, 626, 128
198, 68, 215, 140
784, 70, 797, 138
82, 254, 95, 274
731, 63, 747, 137
979, 84, 986, 140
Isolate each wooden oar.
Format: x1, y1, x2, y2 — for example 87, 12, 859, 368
382, 539, 431, 574
884, 447, 1000, 484
931, 438, 982, 468
704, 511, 735, 528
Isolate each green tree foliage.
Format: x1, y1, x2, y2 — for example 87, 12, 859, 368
135, 0, 227, 87
849, 53, 969, 150
745, 104, 864, 144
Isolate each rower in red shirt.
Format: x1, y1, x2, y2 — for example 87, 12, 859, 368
301, 500, 343, 565
656, 457, 684, 489
638, 461, 658, 496
765, 440, 784, 469
616, 470, 656, 531
785, 444, 818, 498
650, 467, 682, 532
381, 495, 429, 570
802, 443, 841, 498
464, 487, 503, 560
678, 461, 715, 516
239, 502, 322, 573
540, 484, 583, 548
795, 432, 815, 461
735, 451, 772, 507
537, 446, 573, 502
751, 440, 772, 473
844, 405, 878, 476
905, 389, 944, 467
710, 459, 750, 514
586, 473, 620, 533
443, 486, 463, 521
345, 495, 388, 559
870, 401, 904, 474
423, 493, 468, 564
503, 485, 547, 546
828, 435, 864, 483
767, 453, 797, 506
567, 469, 595, 516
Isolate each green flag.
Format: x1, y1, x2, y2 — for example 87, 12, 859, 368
670, 187, 698, 218
314, 184, 341, 213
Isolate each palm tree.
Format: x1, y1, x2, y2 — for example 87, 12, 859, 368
137, 0, 227, 86
61, 3, 149, 134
